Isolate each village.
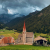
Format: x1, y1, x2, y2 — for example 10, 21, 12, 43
0, 21, 48, 46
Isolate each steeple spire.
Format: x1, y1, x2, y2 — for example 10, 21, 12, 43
23, 21, 26, 32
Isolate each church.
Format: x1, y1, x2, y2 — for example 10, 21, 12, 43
16, 21, 34, 45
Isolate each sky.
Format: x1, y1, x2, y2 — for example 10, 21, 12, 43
0, 0, 50, 16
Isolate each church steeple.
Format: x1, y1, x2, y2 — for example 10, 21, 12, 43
23, 21, 26, 43
23, 21, 26, 32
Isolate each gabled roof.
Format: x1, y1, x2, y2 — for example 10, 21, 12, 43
18, 32, 34, 38
26, 32, 33, 37
2, 37, 14, 44
34, 36, 47, 42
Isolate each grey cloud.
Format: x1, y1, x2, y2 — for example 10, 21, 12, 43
0, 0, 50, 8
0, 0, 50, 15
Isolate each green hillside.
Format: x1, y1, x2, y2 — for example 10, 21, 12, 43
0, 29, 20, 39
6, 5, 50, 33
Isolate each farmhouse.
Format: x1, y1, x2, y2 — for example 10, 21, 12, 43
0, 37, 15, 45
2, 37, 15, 44
34, 36, 47, 46
16, 21, 34, 45
0, 39, 4, 44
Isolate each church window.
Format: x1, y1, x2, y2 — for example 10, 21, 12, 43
20, 38, 21, 40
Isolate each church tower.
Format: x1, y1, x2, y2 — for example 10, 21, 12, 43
23, 21, 26, 44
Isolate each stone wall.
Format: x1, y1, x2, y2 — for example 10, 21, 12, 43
26, 37, 32, 43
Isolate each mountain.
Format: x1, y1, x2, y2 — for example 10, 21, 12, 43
6, 10, 39, 30
0, 14, 12, 24
14, 13, 25, 18
6, 5, 50, 33
0, 13, 24, 24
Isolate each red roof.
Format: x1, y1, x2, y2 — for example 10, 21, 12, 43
23, 21, 26, 32
2, 37, 15, 44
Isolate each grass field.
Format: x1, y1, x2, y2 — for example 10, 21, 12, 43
0, 29, 20, 39
0, 45, 50, 50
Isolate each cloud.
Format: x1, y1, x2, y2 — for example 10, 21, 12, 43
0, 0, 50, 15
0, 5, 8, 14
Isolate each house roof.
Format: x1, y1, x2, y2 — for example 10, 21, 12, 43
18, 32, 33, 38
2, 37, 14, 44
34, 36, 47, 42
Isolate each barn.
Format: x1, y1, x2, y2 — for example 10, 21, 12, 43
34, 36, 47, 46
0, 37, 15, 45
2, 37, 15, 44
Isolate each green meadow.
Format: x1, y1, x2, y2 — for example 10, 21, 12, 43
0, 29, 20, 40
0, 45, 50, 50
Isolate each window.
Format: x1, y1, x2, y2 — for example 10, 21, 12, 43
20, 38, 21, 40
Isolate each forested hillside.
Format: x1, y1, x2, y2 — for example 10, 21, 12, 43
0, 22, 4, 29
6, 10, 39, 28
6, 5, 50, 33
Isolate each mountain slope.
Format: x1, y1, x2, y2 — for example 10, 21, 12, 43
0, 14, 24, 24
0, 22, 4, 29
0, 14, 14, 24
6, 11, 39, 27
6, 5, 50, 33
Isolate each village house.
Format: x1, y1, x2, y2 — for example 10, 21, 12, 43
2, 37, 15, 44
0, 37, 15, 45
15, 21, 34, 45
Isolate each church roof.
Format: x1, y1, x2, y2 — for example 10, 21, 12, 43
18, 34, 22, 38
18, 32, 33, 38
23, 21, 26, 32
26, 32, 33, 37
23, 21, 26, 30
34, 36, 47, 42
